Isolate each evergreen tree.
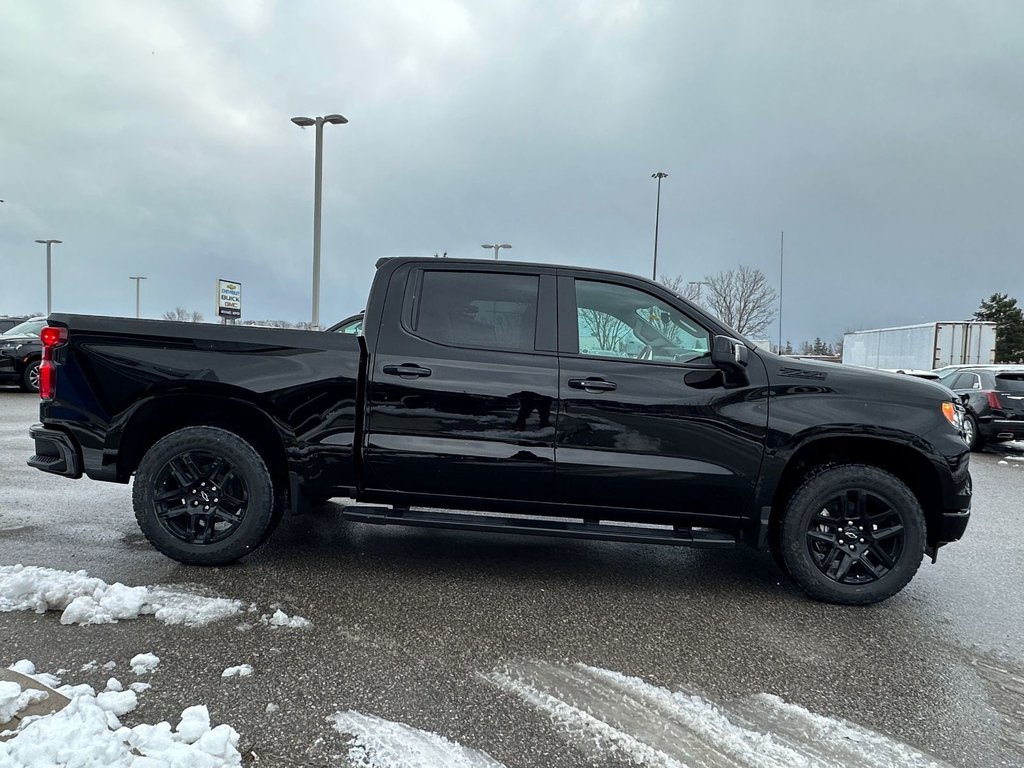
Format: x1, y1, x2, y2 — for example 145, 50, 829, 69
974, 293, 1024, 363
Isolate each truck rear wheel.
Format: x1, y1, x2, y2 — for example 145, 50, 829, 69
133, 426, 277, 565
779, 464, 925, 605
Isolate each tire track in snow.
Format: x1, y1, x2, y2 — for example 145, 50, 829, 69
483, 662, 951, 768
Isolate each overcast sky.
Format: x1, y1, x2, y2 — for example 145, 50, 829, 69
1, 0, 1022, 345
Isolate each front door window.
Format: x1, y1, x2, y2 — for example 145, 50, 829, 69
574, 280, 710, 365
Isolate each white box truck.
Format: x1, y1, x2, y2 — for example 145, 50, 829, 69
842, 321, 996, 370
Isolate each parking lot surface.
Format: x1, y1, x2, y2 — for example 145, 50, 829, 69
1, 388, 1023, 767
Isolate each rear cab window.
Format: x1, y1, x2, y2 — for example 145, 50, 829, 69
412, 271, 539, 351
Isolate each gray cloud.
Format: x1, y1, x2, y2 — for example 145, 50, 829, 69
1, 0, 1022, 345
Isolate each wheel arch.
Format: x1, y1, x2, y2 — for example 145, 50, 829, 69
768, 436, 944, 550
115, 392, 291, 491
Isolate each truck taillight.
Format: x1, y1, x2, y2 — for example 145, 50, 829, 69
985, 391, 1002, 409
39, 326, 68, 401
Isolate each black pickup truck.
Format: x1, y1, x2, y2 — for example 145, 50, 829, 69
28, 258, 972, 604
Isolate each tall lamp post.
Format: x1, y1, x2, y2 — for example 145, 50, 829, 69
686, 280, 708, 304
481, 243, 511, 260
129, 276, 147, 319
34, 239, 62, 315
650, 171, 668, 280
292, 113, 348, 330
778, 230, 785, 353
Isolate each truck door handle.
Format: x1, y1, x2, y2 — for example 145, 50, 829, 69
382, 364, 432, 379
568, 377, 617, 393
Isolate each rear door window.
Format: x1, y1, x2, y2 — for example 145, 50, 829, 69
951, 372, 979, 390
414, 271, 539, 351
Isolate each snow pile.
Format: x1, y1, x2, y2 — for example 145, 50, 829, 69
220, 665, 253, 679
0, 683, 48, 725
130, 654, 160, 675
330, 711, 506, 768
0, 665, 242, 768
262, 609, 312, 629
0, 565, 243, 627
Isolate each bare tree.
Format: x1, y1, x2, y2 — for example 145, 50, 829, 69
579, 309, 631, 351
658, 275, 703, 304
163, 307, 204, 322
701, 265, 777, 337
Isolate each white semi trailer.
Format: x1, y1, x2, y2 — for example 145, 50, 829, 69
842, 321, 996, 370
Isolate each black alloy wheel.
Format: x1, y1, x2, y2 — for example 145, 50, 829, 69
20, 360, 41, 393
777, 464, 924, 605
963, 414, 981, 451
804, 489, 905, 585
133, 426, 278, 564
152, 451, 249, 545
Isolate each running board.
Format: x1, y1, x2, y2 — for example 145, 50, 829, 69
339, 505, 736, 549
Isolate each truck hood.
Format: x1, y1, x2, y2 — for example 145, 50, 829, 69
767, 356, 954, 403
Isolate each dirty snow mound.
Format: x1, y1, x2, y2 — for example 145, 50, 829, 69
130, 654, 160, 675
0, 565, 242, 626
0, 664, 242, 767
262, 609, 312, 628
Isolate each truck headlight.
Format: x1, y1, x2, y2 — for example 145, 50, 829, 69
942, 401, 965, 435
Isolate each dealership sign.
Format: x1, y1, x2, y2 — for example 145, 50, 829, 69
217, 279, 242, 319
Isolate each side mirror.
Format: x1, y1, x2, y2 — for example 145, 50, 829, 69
711, 335, 749, 373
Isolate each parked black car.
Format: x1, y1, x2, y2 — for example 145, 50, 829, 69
0, 318, 45, 392
938, 366, 1024, 449
326, 312, 364, 334
0, 316, 30, 334
28, 258, 971, 604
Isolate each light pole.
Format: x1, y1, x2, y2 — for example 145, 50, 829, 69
129, 276, 147, 319
650, 171, 668, 280
778, 230, 785, 353
686, 280, 708, 304
34, 239, 62, 315
292, 113, 348, 330
481, 243, 511, 260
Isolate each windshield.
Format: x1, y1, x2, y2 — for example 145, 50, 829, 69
1, 319, 45, 337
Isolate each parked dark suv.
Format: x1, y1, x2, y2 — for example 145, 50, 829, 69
939, 366, 1024, 449
0, 318, 46, 392
0, 316, 29, 334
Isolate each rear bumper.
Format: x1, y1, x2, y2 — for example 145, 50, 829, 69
979, 419, 1024, 441
27, 423, 82, 479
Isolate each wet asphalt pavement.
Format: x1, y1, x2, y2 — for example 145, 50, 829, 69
1, 388, 1023, 767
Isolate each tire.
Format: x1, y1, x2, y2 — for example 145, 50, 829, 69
963, 414, 983, 451
779, 464, 925, 605
19, 360, 41, 393
133, 426, 277, 565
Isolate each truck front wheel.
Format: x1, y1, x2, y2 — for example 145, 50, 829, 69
133, 426, 277, 565
778, 464, 925, 605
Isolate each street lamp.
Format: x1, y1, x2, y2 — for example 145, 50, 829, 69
650, 171, 668, 280
292, 113, 348, 330
129, 276, 147, 319
34, 239, 62, 315
481, 243, 511, 260
686, 280, 708, 303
